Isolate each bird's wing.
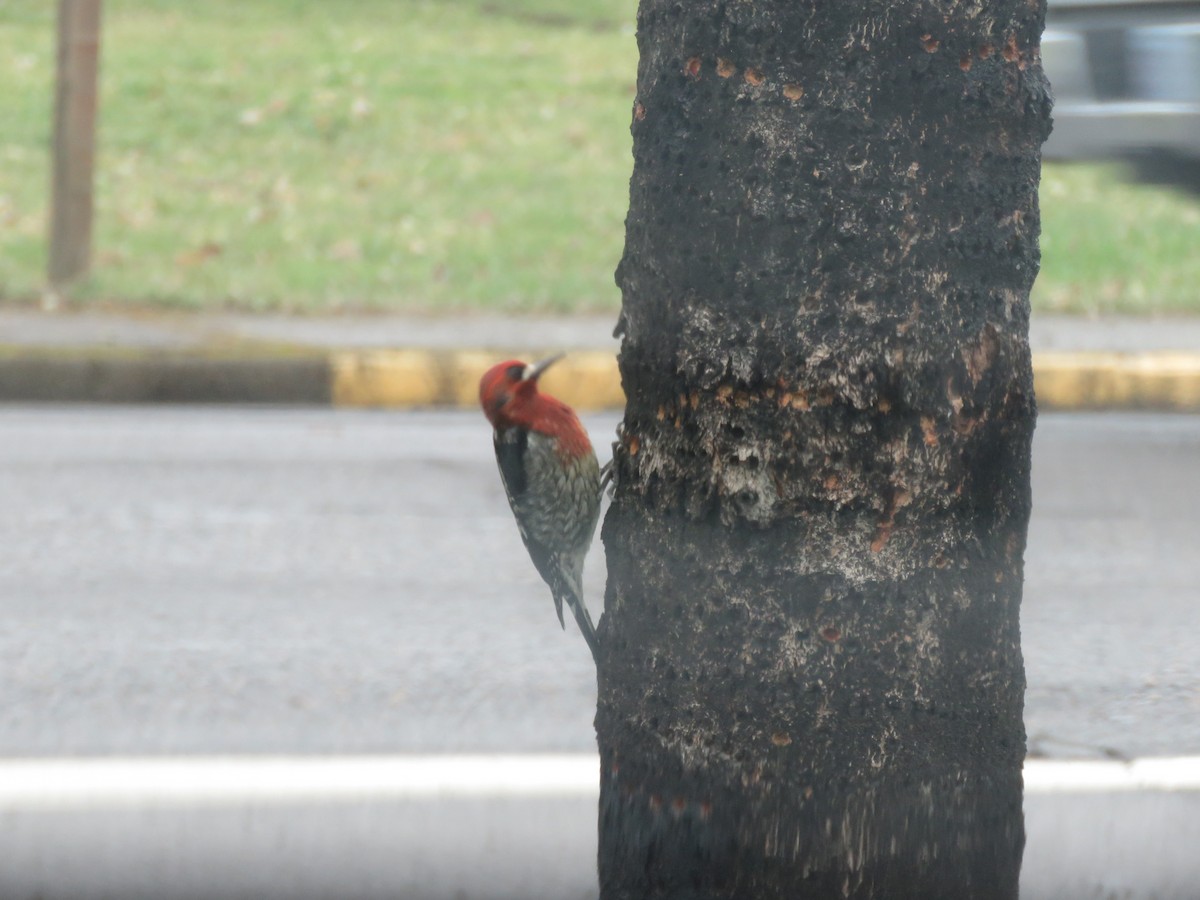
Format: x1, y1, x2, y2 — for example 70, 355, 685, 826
494, 427, 528, 501
494, 429, 566, 627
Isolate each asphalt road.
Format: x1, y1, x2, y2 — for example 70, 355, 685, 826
2, 407, 1200, 899
1, 407, 1199, 759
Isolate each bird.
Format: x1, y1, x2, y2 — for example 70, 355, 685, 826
478, 354, 602, 661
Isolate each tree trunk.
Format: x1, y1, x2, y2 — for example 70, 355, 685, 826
597, 1, 1051, 897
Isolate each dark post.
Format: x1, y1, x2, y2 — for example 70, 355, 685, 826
48, 0, 103, 287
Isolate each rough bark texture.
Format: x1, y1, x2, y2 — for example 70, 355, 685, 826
597, 1, 1051, 898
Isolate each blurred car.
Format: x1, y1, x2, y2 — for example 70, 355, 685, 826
1044, 0, 1200, 189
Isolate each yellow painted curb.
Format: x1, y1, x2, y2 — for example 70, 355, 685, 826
329, 350, 1200, 412
330, 350, 626, 410
1034, 352, 1200, 411
443, 351, 504, 408
331, 350, 442, 407
536, 351, 626, 411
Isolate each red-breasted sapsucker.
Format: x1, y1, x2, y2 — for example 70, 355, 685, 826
479, 354, 601, 661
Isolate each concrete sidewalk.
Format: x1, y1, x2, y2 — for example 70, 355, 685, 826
2, 308, 1200, 409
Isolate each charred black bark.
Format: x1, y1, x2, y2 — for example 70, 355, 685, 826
597, 1, 1051, 897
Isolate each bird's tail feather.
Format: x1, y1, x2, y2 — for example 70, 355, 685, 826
557, 586, 599, 662
549, 565, 599, 662
569, 593, 600, 662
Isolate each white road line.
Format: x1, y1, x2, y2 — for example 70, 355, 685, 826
1024, 755, 1200, 793
0, 755, 594, 808
0, 754, 1197, 809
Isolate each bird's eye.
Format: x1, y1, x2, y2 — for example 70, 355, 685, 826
505, 364, 524, 382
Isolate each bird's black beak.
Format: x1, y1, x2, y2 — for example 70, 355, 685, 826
523, 353, 564, 383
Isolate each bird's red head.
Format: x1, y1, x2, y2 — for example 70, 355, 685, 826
479, 354, 562, 430
479, 355, 592, 455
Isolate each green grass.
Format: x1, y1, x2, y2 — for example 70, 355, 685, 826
1, 0, 1198, 315
1036, 163, 1200, 315
0, 0, 638, 313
